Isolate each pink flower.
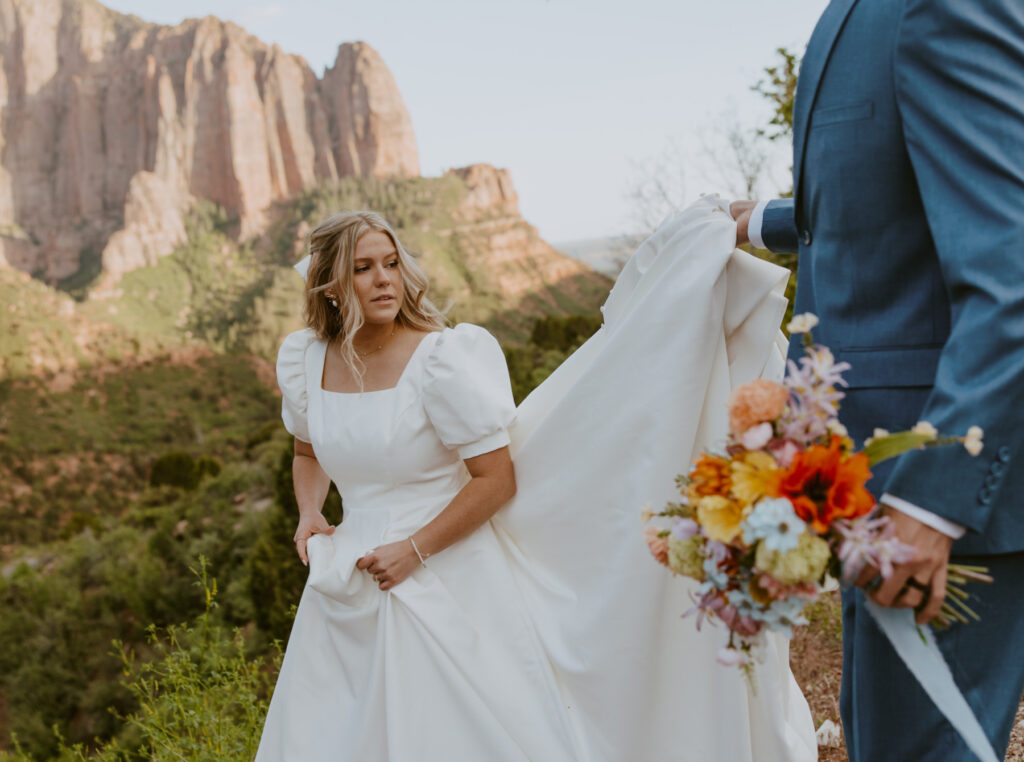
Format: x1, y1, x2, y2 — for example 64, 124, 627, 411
757, 573, 820, 601
727, 380, 790, 434
833, 515, 916, 582
718, 604, 763, 637
769, 438, 801, 467
740, 422, 774, 450
779, 349, 851, 445
644, 525, 670, 566
672, 517, 700, 539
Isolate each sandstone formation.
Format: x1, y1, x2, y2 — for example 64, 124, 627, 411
0, 0, 419, 284
445, 163, 606, 299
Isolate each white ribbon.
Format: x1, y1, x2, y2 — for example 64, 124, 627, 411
865, 601, 999, 762
293, 254, 312, 283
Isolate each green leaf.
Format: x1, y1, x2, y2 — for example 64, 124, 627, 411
862, 431, 934, 466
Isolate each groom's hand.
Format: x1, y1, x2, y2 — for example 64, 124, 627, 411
855, 506, 954, 625
730, 200, 756, 247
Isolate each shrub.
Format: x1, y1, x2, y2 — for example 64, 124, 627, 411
1, 560, 281, 761
149, 452, 199, 490
196, 455, 222, 480
110, 560, 279, 761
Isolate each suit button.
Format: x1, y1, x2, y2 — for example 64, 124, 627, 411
801, 229, 813, 246
984, 474, 999, 488
998, 445, 1011, 463
979, 488, 992, 504
990, 461, 1005, 476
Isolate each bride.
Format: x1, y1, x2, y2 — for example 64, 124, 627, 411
256, 198, 816, 761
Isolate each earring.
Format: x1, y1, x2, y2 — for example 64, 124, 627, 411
326, 293, 338, 308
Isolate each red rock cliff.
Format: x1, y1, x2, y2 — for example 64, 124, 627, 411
0, 0, 418, 282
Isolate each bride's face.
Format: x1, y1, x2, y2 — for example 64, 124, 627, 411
352, 231, 404, 325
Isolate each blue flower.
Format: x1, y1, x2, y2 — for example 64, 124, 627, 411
755, 596, 809, 639
702, 555, 730, 590
727, 586, 809, 639
742, 497, 804, 552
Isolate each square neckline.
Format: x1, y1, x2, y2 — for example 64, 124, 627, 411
319, 331, 438, 395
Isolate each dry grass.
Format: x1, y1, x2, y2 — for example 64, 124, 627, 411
791, 592, 1024, 761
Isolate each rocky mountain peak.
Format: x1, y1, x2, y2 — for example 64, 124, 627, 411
0, 0, 419, 284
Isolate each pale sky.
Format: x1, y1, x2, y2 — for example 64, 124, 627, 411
102, 0, 825, 243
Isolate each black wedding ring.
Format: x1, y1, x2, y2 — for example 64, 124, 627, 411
899, 577, 931, 599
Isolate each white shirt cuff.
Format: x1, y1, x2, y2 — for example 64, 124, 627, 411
881, 493, 967, 540
747, 201, 769, 250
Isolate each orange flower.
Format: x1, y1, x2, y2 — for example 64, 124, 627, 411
727, 379, 790, 433
687, 454, 732, 501
772, 436, 875, 533
827, 452, 875, 523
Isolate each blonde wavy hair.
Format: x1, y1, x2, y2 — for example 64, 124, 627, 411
303, 211, 447, 381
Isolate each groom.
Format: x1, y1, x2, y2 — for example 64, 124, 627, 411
733, 0, 1024, 759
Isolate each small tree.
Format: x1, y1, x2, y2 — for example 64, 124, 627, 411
754, 47, 800, 143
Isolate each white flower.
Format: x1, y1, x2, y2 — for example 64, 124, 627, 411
742, 497, 804, 552
826, 419, 849, 437
739, 421, 774, 450
716, 646, 748, 667
864, 428, 888, 446
787, 313, 820, 335
816, 719, 842, 748
863, 427, 889, 447
640, 503, 655, 523
912, 421, 938, 438
963, 426, 984, 457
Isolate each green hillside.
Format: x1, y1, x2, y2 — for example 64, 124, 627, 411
0, 175, 611, 383
0, 174, 611, 759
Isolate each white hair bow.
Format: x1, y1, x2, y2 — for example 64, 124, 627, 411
293, 255, 312, 283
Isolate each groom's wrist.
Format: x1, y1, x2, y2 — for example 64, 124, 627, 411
747, 201, 769, 250
881, 493, 967, 539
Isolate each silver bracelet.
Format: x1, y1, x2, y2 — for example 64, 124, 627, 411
409, 536, 428, 567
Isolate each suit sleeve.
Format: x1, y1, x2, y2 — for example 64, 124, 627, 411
759, 199, 800, 254
882, 0, 1024, 531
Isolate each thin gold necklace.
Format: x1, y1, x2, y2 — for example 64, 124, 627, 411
355, 324, 398, 358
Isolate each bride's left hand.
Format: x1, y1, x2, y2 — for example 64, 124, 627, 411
357, 540, 420, 591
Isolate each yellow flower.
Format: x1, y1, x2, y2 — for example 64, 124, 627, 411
696, 495, 747, 544
667, 536, 705, 580
730, 451, 781, 507
754, 531, 831, 586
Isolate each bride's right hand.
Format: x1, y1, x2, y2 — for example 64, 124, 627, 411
293, 512, 336, 566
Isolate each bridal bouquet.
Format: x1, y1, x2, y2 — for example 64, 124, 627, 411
644, 313, 990, 670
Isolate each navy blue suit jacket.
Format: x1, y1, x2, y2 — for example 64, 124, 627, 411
761, 0, 1024, 555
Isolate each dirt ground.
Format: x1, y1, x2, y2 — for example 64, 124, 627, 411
790, 592, 1024, 761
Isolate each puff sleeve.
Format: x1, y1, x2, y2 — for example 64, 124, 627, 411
422, 324, 516, 460
276, 328, 318, 443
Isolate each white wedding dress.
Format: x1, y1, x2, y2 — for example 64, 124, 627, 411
256, 196, 817, 761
